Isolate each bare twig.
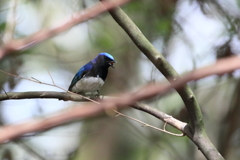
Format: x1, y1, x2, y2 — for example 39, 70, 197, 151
31, 77, 41, 83
47, 70, 55, 85
132, 102, 188, 133
114, 110, 184, 137
1, 87, 10, 99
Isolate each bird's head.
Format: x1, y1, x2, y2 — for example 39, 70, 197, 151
93, 52, 117, 68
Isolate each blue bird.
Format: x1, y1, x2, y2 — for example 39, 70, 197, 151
68, 53, 116, 96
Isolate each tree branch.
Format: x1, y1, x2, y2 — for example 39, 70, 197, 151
0, 91, 84, 101
0, 0, 130, 59
114, 109, 184, 137
0, 56, 240, 145
0, 91, 187, 136
101, 2, 225, 159
101, 0, 202, 133
131, 102, 189, 135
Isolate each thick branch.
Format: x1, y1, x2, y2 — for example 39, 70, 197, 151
102, 2, 225, 159
102, 0, 202, 134
0, 91, 85, 101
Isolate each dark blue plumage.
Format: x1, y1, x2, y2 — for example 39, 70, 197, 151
68, 53, 116, 95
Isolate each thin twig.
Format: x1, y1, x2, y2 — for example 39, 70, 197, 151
31, 77, 41, 83
114, 110, 184, 137
1, 87, 10, 99
47, 70, 55, 85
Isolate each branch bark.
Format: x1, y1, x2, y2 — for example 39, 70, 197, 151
101, 1, 225, 159
101, 0, 203, 130
0, 91, 85, 101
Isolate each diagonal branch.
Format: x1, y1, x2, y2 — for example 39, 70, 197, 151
0, 56, 239, 144
101, 0, 202, 134
0, 0, 130, 59
101, 1, 225, 159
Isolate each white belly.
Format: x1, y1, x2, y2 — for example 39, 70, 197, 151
71, 77, 104, 94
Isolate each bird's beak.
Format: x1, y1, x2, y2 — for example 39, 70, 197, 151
109, 60, 117, 68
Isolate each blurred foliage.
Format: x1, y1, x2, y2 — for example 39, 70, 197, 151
0, 0, 240, 160
124, 0, 176, 41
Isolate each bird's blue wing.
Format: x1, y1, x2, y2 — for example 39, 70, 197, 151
68, 62, 93, 91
